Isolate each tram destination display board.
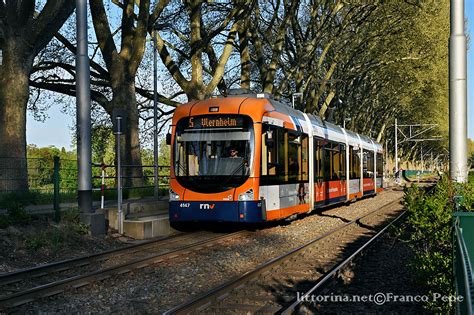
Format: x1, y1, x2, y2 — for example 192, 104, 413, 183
187, 115, 246, 129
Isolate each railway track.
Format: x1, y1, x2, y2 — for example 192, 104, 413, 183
165, 198, 406, 314
0, 230, 249, 309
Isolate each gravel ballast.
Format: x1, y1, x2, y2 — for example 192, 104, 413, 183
307, 224, 429, 314
14, 189, 404, 313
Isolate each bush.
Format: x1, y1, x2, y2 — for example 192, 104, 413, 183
24, 222, 88, 253
0, 196, 32, 228
403, 177, 474, 312
61, 208, 89, 235
403, 178, 453, 312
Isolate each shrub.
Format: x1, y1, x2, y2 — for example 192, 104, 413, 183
403, 178, 454, 312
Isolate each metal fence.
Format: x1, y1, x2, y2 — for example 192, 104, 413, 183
91, 162, 170, 207
0, 157, 77, 205
454, 212, 474, 315
0, 156, 170, 208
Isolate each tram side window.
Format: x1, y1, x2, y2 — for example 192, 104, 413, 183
376, 153, 383, 177
323, 142, 332, 181
363, 150, 375, 178
288, 132, 300, 181
332, 143, 341, 180
350, 147, 361, 179
261, 126, 285, 183
301, 136, 309, 181
321, 141, 346, 181
314, 139, 324, 181
368, 152, 375, 177
340, 144, 346, 180
261, 127, 307, 184
287, 131, 308, 182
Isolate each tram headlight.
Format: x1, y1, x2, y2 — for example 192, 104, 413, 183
238, 189, 254, 201
169, 189, 180, 201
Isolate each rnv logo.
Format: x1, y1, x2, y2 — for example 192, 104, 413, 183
200, 204, 215, 210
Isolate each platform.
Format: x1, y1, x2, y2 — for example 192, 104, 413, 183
103, 198, 177, 239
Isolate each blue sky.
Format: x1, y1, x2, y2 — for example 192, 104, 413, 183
27, 105, 73, 149
26, 4, 474, 149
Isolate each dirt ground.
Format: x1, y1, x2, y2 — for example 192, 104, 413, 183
0, 217, 126, 274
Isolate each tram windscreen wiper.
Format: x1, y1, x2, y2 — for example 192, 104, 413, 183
221, 159, 248, 186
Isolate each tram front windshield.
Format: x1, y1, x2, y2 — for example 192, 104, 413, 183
174, 115, 254, 193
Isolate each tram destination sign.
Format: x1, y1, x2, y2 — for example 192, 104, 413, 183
187, 115, 245, 129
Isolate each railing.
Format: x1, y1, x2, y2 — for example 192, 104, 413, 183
454, 212, 474, 315
0, 156, 170, 211
0, 156, 77, 206
91, 163, 170, 209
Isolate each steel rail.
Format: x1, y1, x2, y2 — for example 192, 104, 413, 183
0, 231, 207, 285
0, 230, 248, 309
164, 198, 403, 314
282, 209, 407, 314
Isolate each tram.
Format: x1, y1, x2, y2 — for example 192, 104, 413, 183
167, 91, 383, 223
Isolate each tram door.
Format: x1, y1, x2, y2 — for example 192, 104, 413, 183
314, 139, 324, 204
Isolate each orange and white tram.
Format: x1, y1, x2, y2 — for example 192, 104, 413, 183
168, 91, 383, 223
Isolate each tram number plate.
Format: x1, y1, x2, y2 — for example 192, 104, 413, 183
179, 203, 190, 208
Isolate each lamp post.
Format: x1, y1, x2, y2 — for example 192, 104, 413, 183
153, 24, 159, 199
292, 92, 303, 109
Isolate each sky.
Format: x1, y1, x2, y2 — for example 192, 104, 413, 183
27, 105, 73, 149
26, 4, 474, 149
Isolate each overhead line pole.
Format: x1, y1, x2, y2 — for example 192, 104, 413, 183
76, 0, 105, 235
153, 27, 159, 199
449, 0, 468, 183
76, 0, 92, 213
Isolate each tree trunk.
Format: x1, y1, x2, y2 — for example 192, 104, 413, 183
0, 42, 33, 192
238, 19, 251, 90
111, 80, 144, 189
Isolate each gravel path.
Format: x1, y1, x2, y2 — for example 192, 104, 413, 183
15, 189, 403, 313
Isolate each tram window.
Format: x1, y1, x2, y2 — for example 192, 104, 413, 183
340, 144, 346, 180
376, 153, 383, 177
323, 142, 332, 181
314, 139, 324, 181
363, 150, 375, 178
278, 129, 286, 181
332, 144, 340, 180
288, 132, 300, 181
368, 151, 375, 178
261, 127, 286, 184
301, 135, 309, 181
261, 127, 308, 185
350, 147, 361, 179
262, 127, 280, 177
261, 132, 268, 176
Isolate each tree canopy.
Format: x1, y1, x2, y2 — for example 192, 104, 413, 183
0, 0, 454, 190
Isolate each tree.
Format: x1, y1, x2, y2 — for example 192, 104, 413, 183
87, 0, 153, 187
29, 0, 180, 189
0, 0, 75, 192
153, 0, 253, 100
